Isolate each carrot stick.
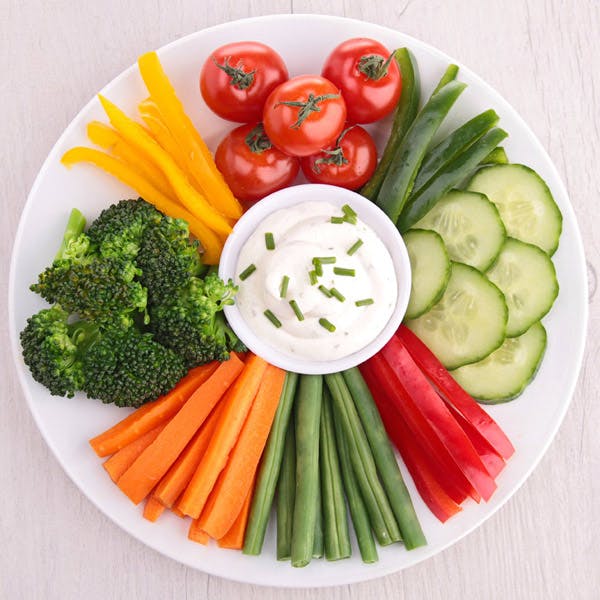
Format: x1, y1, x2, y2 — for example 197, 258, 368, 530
117, 355, 245, 504
171, 505, 187, 518
143, 496, 166, 522
197, 364, 286, 538
217, 483, 254, 550
152, 401, 225, 508
89, 362, 218, 457
188, 519, 210, 545
102, 423, 166, 482
177, 354, 269, 519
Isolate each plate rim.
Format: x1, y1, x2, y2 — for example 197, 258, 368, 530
8, 12, 589, 588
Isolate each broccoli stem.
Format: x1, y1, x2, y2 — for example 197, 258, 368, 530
55, 208, 86, 261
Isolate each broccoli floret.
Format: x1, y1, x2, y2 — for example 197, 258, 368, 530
82, 326, 186, 408
19, 306, 98, 397
20, 306, 186, 407
31, 253, 148, 328
136, 215, 204, 305
87, 198, 162, 260
149, 271, 243, 367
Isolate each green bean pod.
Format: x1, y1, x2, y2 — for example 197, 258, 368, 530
291, 375, 323, 568
276, 416, 296, 561
325, 373, 401, 546
243, 372, 299, 555
481, 146, 508, 165
398, 127, 508, 232
342, 368, 426, 550
360, 48, 420, 200
320, 388, 351, 561
312, 468, 324, 559
333, 413, 378, 563
432, 64, 459, 94
411, 109, 499, 195
376, 80, 467, 223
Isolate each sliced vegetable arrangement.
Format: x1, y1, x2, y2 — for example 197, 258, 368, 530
20, 33, 564, 569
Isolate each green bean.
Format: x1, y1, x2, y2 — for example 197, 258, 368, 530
325, 373, 401, 546
411, 109, 499, 195
333, 414, 378, 563
320, 388, 351, 561
276, 416, 296, 561
361, 48, 420, 200
312, 469, 323, 559
398, 127, 508, 232
432, 63, 459, 94
291, 375, 323, 568
243, 372, 299, 555
376, 80, 467, 223
342, 368, 426, 550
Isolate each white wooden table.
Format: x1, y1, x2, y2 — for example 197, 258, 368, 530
2, 1, 598, 598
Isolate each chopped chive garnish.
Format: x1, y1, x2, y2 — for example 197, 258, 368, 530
355, 298, 374, 306
342, 204, 357, 218
265, 232, 275, 250
313, 256, 336, 265
314, 261, 323, 276
289, 299, 304, 321
318, 285, 333, 298
330, 216, 345, 224
319, 318, 336, 332
280, 275, 290, 298
330, 287, 345, 302
239, 264, 256, 281
343, 214, 357, 225
308, 270, 318, 285
264, 309, 282, 327
347, 238, 363, 256
333, 267, 356, 277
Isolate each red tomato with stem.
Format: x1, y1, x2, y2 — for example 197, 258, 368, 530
322, 38, 402, 124
215, 123, 300, 207
300, 125, 378, 190
262, 75, 347, 157
200, 41, 288, 122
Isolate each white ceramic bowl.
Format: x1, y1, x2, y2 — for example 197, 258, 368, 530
219, 183, 411, 374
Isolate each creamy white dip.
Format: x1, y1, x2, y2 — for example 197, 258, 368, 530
234, 201, 398, 361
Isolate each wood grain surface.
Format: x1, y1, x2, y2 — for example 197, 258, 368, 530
1, 1, 598, 599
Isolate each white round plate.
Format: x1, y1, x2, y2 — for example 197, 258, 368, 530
9, 14, 587, 588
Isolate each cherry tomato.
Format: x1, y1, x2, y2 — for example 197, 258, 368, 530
262, 75, 347, 157
321, 38, 402, 124
215, 123, 300, 206
200, 41, 288, 122
300, 125, 377, 190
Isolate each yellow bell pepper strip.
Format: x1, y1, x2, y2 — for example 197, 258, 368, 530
139, 111, 189, 176
61, 146, 222, 264
97, 94, 232, 237
137, 51, 243, 220
86, 121, 175, 199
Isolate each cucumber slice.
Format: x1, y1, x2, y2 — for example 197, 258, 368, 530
486, 238, 559, 337
403, 229, 450, 319
405, 261, 508, 369
466, 164, 562, 255
412, 190, 506, 271
450, 322, 547, 403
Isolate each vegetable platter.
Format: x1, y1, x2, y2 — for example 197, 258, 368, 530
8, 14, 587, 588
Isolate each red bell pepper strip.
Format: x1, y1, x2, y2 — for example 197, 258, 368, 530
381, 336, 497, 502
397, 325, 515, 459
444, 399, 505, 478
361, 355, 476, 504
360, 364, 462, 522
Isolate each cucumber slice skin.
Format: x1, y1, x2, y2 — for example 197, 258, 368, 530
405, 261, 508, 370
451, 322, 547, 404
412, 190, 506, 272
403, 229, 451, 319
466, 163, 563, 256
486, 237, 559, 338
